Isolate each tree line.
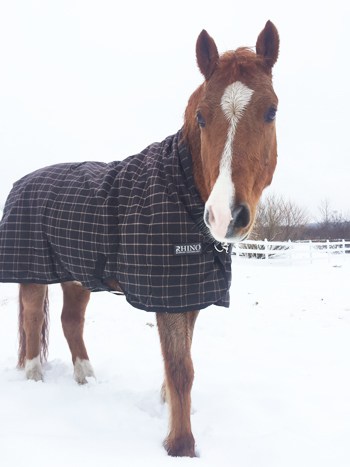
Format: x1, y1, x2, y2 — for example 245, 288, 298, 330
252, 194, 350, 241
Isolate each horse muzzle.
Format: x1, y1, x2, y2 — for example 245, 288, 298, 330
204, 203, 251, 243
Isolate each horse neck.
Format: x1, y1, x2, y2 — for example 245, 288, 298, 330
183, 85, 208, 202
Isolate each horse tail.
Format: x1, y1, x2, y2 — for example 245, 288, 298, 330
18, 286, 26, 368
18, 285, 50, 367
41, 288, 50, 363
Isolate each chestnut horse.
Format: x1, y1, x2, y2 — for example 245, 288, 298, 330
10, 21, 279, 457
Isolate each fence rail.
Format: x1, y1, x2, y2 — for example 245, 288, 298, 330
232, 239, 350, 263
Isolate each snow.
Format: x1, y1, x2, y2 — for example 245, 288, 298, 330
1, 255, 350, 467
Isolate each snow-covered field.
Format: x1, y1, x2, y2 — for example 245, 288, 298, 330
1, 255, 350, 467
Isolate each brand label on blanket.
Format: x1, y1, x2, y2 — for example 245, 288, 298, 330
173, 243, 202, 255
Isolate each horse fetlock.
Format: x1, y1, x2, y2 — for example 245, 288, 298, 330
164, 433, 196, 458
25, 356, 43, 382
74, 358, 95, 384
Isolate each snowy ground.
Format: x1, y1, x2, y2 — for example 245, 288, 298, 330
1, 254, 350, 467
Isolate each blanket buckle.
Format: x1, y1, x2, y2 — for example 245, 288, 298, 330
214, 242, 229, 254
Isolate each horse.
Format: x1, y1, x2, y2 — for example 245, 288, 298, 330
0, 21, 279, 457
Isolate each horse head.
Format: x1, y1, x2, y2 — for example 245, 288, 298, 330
184, 21, 279, 243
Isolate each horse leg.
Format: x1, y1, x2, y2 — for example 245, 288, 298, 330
160, 310, 198, 404
61, 282, 94, 384
18, 284, 49, 381
157, 310, 199, 457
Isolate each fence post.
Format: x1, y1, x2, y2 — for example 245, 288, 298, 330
288, 239, 292, 264
326, 239, 330, 263
264, 238, 268, 261
309, 240, 313, 264
236, 242, 240, 259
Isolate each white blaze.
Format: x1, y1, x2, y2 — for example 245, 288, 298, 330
205, 81, 254, 241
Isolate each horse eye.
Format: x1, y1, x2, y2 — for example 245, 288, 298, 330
265, 107, 277, 123
196, 111, 206, 128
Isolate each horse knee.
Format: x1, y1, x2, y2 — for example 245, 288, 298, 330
22, 308, 46, 360
61, 310, 83, 331
61, 282, 90, 339
157, 313, 196, 394
166, 354, 194, 393
23, 308, 45, 329
20, 283, 47, 335
61, 282, 90, 308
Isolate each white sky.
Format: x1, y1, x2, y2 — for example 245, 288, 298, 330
0, 0, 349, 220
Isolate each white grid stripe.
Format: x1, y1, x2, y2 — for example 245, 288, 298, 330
0, 131, 231, 313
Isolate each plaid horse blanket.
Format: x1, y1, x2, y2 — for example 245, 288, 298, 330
0, 131, 231, 312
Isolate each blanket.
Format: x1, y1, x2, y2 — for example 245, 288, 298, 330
0, 131, 231, 312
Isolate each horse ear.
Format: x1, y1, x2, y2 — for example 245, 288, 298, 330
196, 30, 219, 80
256, 20, 279, 68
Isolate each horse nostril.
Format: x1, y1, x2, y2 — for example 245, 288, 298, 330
232, 204, 250, 228
205, 205, 215, 227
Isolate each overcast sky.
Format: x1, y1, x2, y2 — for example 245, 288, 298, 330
0, 0, 349, 220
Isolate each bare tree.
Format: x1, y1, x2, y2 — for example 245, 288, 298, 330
316, 199, 350, 240
252, 195, 350, 242
252, 193, 309, 241
319, 198, 332, 226
253, 194, 283, 240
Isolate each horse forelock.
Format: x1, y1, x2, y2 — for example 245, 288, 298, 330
217, 48, 271, 85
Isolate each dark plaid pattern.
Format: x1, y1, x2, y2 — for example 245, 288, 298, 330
0, 131, 231, 312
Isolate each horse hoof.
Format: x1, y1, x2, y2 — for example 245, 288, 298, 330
25, 357, 43, 382
26, 368, 43, 382
164, 434, 196, 458
74, 358, 95, 384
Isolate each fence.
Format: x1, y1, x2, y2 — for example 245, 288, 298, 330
232, 239, 350, 263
